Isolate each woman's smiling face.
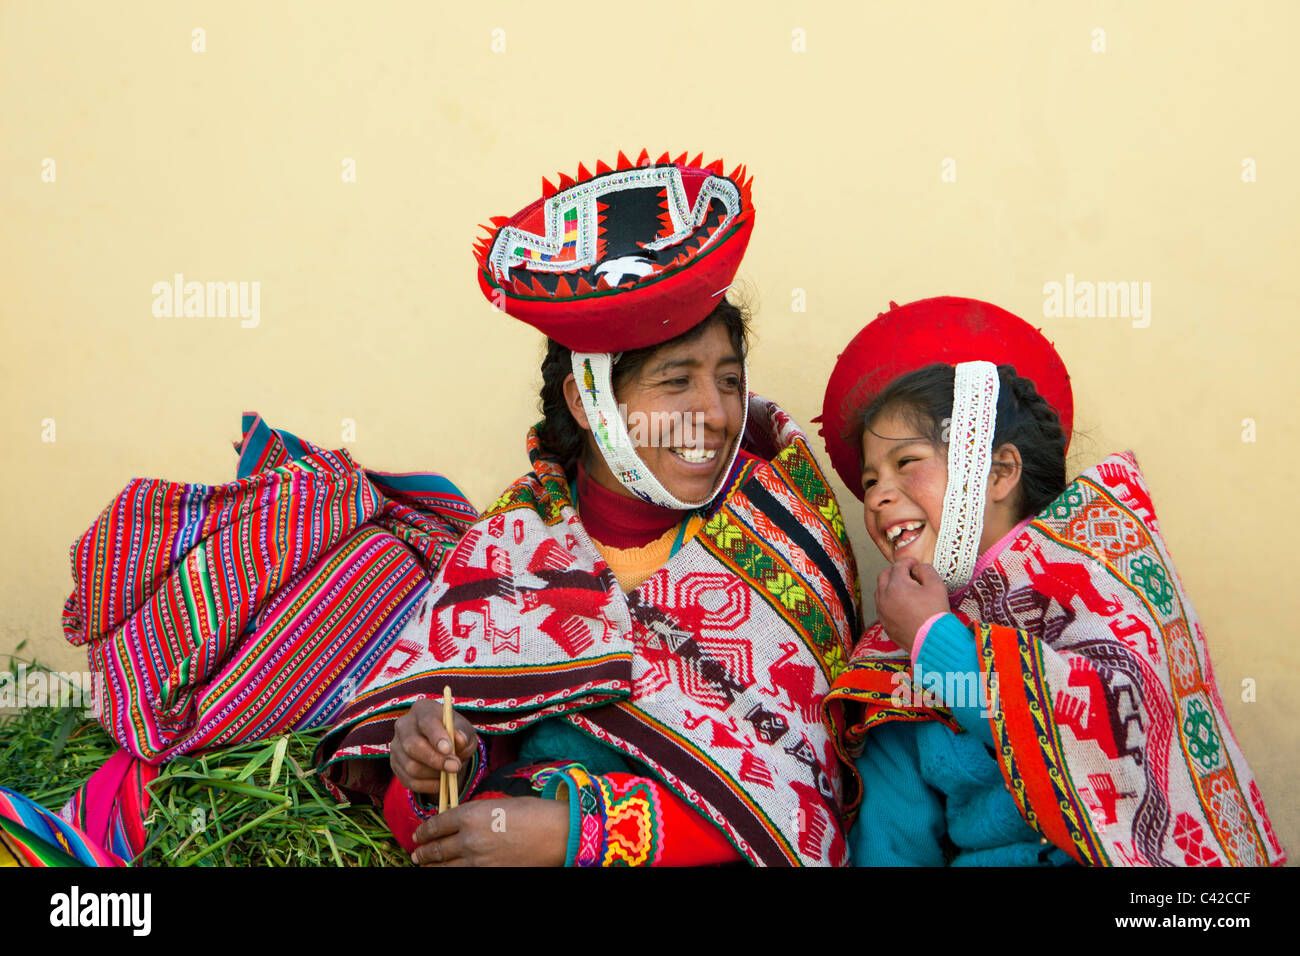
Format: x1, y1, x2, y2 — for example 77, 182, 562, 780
860, 407, 948, 565
608, 319, 745, 504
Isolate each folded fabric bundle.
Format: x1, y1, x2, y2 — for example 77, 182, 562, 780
63, 412, 476, 762
38, 413, 477, 863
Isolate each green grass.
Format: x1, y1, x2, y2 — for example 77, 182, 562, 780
0, 655, 406, 866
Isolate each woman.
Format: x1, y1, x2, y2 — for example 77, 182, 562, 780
817, 296, 1286, 866
317, 152, 861, 866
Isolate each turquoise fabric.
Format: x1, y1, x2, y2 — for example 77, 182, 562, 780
852, 613, 1075, 867
914, 613, 996, 748
518, 717, 634, 775
853, 719, 947, 865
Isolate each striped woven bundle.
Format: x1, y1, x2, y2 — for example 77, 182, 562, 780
0, 786, 126, 867
61, 412, 477, 763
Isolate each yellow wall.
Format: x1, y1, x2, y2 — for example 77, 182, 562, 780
3, 1, 1295, 860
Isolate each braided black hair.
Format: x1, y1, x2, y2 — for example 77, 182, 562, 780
860, 363, 1068, 520
536, 298, 751, 473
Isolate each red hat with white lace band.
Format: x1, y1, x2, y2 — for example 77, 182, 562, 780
474, 150, 756, 510
816, 296, 1073, 589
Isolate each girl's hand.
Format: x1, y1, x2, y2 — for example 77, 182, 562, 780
875, 557, 949, 654
411, 797, 570, 866
390, 698, 478, 795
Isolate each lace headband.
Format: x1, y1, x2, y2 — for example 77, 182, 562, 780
932, 361, 1000, 589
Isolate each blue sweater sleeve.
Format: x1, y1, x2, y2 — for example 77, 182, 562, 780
914, 613, 996, 749
851, 720, 946, 866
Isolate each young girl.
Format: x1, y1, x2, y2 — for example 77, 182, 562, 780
819, 296, 1286, 867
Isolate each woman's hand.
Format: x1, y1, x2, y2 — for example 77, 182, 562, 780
411, 797, 570, 867
875, 557, 949, 654
390, 698, 478, 795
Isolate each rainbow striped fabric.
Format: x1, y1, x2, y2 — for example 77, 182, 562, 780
62, 412, 477, 764
0, 787, 125, 867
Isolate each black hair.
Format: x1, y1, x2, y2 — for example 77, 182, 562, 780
860, 363, 1068, 520
536, 297, 751, 473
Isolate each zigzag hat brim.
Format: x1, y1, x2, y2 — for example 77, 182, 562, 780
474, 150, 755, 353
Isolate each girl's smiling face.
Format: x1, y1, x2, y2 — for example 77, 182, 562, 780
860, 407, 949, 565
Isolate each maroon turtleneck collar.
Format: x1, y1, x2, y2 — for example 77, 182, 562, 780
575, 459, 683, 549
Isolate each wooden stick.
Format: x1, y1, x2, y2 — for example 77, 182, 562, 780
438, 753, 448, 814
437, 687, 449, 813
442, 685, 459, 809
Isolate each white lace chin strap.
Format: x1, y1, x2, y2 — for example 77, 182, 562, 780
931, 360, 1000, 590
570, 350, 749, 510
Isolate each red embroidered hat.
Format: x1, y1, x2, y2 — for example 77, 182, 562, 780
473, 150, 755, 353
816, 296, 1074, 499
